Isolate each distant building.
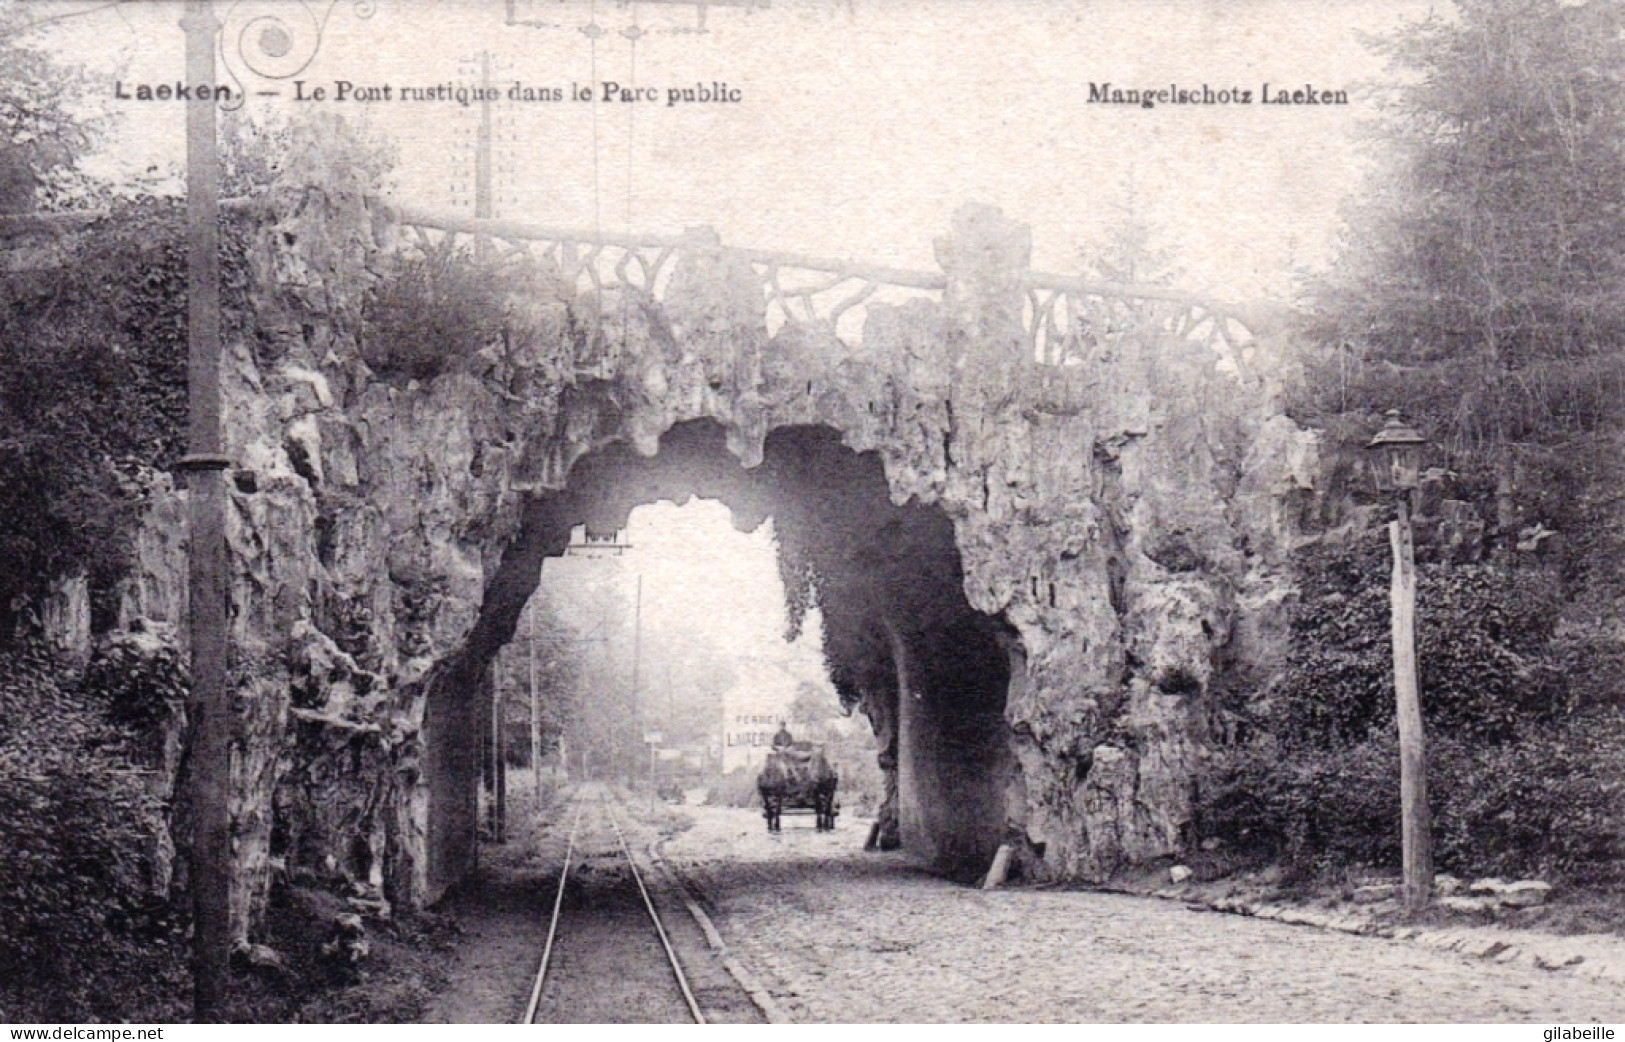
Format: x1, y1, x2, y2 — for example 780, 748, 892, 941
720, 658, 798, 773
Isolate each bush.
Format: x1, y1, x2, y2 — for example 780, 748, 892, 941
0, 645, 181, 1020
1267, 538, 1568, 749
1195, 538, 1617, 881
1431, 712, 1625, 882
1197, 731, 1402, 875
81, 631, 189, 761
361, 252, 514, 384
1200, 712, 1625, 883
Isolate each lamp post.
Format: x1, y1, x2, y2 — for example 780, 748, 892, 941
1367, 410, 1432, 913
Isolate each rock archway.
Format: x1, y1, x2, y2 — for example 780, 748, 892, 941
106, 146, 1317, 936
420, 418, 1022, 893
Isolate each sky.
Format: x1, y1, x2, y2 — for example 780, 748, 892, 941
611, 498, 823, 683
31, 0, 1439, 301
537, 499, 834, 729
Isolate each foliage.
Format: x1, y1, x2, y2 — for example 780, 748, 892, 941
1198, 729, 1404, 873
0, 108, 397, 641
0, 15, 183, 638
705, 767, 765, 809
0, 645, 181, 1021
787, 681, 885, 813
81, 632, 190, 762
1430, 712, 1625, 881
1270, 538, 1567, 748
1201, 713, 1625, 883
492, 605, 575, 768
361, 250, 516, 384
0, 198, 189, 636
0, 21, 104, 213
1197, 536, 1619, 880
520, 568, 646, 780
1248, 0, 1625, 883
1308, 0, 1625, 454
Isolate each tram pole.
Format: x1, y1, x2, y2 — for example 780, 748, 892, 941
178, 0, 233, 1019
530, 597, 541, 798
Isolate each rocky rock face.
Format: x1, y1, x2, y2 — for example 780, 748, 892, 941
107, 137, 1315, 935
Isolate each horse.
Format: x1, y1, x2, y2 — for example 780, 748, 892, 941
756, 741, 839, 832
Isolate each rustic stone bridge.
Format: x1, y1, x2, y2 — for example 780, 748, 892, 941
86, 146, 1317, 939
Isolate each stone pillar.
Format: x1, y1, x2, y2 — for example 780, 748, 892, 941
422, 663, 481, 904
882, 618, 931, 862
933, 202, 1032, 359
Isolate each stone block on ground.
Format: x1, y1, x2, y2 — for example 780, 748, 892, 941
1352, 883, 1397, 904
231, 941, 290, 978
1499, 881, 1552, 908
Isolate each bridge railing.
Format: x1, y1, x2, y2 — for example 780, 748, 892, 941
388, 206, 1260, 378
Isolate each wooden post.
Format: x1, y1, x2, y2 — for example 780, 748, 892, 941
529, 598, 541, 799
631, 574, 642, 790
178, 0, 233, 1019
1390, 497, 1432, 912
492, 669, 506, 843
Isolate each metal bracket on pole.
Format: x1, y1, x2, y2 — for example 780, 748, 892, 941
175, 453, 235, 472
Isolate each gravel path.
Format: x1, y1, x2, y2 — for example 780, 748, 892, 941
663, 806, 1625, 1023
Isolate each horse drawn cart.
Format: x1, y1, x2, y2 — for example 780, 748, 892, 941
756, 741, 839, 832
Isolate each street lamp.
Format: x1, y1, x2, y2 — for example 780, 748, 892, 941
1368, 411, 1425, 498
1367, 410, 1432, 913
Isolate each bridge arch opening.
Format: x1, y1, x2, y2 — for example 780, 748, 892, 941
420, 418, 1023, 896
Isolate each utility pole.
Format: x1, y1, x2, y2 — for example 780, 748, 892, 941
631, 573, 642, 711
529, 597, 541, 797
474, 51, 493, 256
631, 573, 643, 791
178, 0, 232, 1019
491, 668, 506, 843
476, 51, 504, 845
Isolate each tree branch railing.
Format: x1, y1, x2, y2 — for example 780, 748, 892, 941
386, 206, 1260, 375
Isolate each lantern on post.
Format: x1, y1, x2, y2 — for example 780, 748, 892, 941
1368, 410, 1426, 497
1366, 409, 1432, 913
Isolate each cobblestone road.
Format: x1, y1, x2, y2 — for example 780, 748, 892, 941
661, 806, 1625, 1023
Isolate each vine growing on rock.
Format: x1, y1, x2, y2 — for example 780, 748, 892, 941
0, 198, 189, 636
0, 643, 182, 1022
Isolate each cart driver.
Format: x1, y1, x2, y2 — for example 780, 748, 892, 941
771, 722, 794, 749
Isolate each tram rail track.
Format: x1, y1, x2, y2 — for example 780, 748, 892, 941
520, 790, 708, 1024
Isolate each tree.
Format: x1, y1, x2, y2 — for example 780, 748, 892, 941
1309, 0, 1625, 478
0, 12, 103, 213
1078, 176, 1181, 290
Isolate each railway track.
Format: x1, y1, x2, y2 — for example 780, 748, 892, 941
520, 788, 718, 1024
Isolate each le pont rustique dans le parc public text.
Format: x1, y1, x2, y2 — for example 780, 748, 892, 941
114, 80, 742, 107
